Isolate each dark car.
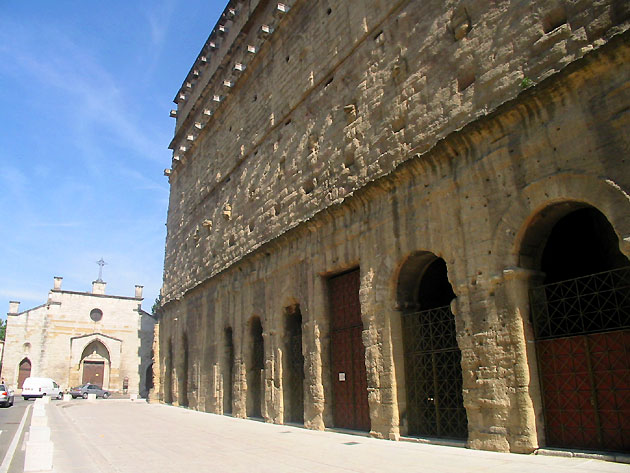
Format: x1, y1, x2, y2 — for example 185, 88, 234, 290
69, 383, 110, 399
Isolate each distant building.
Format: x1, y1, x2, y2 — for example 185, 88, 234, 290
4, 277, 155, 396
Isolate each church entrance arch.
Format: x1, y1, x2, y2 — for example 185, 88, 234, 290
397, 253, 467, 439
524, 205, 630, 452
80, 340, 110, 389
17, 358, 31, 389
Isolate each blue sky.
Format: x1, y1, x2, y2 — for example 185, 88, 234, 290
0, 1, 227, 316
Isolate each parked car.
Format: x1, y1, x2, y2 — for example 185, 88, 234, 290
0, 384, 14, 407
69, 383, 110, 399
22, 377, 63, 400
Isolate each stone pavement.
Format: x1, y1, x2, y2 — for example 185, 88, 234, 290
34, 400, 630, 473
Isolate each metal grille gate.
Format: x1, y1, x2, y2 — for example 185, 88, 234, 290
530, 267, 630, 452
402, 305, 467, 439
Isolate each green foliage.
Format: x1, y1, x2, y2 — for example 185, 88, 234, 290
151, 295, 162, 315
0, 318, 5, 341
520, 77, 534, 89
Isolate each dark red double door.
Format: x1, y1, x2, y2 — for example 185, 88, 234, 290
82, 361, 105, 388
329, 269, 370, 431
538, 330, 630, 451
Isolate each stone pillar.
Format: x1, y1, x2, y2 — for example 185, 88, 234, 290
232, 358, 247, 418
148, 323, 160, 403
303, 274, 326, 430
500, 267, 545, 453
358, 265, 400, 441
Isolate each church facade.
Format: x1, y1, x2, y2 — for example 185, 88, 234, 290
4, 277, 155, 397
158, 0, 630, 455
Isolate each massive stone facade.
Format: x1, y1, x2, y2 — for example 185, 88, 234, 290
159, 0, 630, 454
4, 277, 155, 396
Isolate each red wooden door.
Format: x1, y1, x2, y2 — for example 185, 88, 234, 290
18, 359, 31, 388
538, 330, 630, 452
329, 269, 370, 431
82, 361, 105, 387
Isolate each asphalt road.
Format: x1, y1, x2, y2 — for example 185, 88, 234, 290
0, 397, 32, 473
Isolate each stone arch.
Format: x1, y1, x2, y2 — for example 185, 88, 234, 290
282, 303, 304, 424
222, 326, 235, 414
516, 201, 630, 452
246, 315, 264, 418
80, 339, 110, 388
492, 173, 630, 271
179, 332, 189, 407
17, 357, 31, 389
394, 251, 467, 439
164, 337, 174, 404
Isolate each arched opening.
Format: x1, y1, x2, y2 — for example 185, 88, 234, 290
145, 363, 154, 393
164, 338, 173, 404
247, 316, 264, 418
398, 253, 467, 439
525, 206, 630, 452
223, 327, 234, 414
80, 340, 110, 388
17, 358, 31, 389
179, 332, 189, 407
328, 268, 370, 431
283, 304, 304, 424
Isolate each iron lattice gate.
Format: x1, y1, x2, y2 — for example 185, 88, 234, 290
402, 305, 468, 439
329, 269, 370, 431
530, 267, 630, 452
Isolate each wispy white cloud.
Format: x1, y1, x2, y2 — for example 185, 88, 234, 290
0, 23, 168, 167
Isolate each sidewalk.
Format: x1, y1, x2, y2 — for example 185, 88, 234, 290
39, 400, 629, 473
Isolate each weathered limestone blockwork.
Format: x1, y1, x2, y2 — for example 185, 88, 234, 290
160, 0, 630, 455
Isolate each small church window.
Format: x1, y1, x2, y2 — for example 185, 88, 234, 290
90, 308, 103, 322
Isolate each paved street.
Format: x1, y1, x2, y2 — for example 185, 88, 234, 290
17, 400, 625, 473
0, 398, 31, 473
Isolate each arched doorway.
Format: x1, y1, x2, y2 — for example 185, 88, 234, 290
164, 338, 173, 404
247, 317, 264, 418
283, 304, 304, 424
526, 206, 630, 452
179, 332, 189, 407
398, 253, 467, 439
17, 358, 31, 388
80, 340, 110, 388
223, 327, 234, 414
145, 363, 154, 393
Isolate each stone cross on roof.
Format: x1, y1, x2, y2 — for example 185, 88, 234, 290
96, 258, 107, 282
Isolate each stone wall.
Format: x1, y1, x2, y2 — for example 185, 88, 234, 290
160, 0, 630, 454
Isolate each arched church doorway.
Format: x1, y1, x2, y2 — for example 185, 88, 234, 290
283, 304, 304, 424
247, 317, 264, 418
18, 358, 31, 389
527, 206, 630, 452
398, 253, 467, 439
80, 340, 110, 388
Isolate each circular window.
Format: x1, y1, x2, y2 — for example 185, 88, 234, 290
90, 308, 103, 322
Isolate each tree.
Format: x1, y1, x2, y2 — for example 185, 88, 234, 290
151, 295, 162, 316
0, 318, 5, 341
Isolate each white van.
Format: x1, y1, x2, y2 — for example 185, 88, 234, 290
21, 377, 63, 400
